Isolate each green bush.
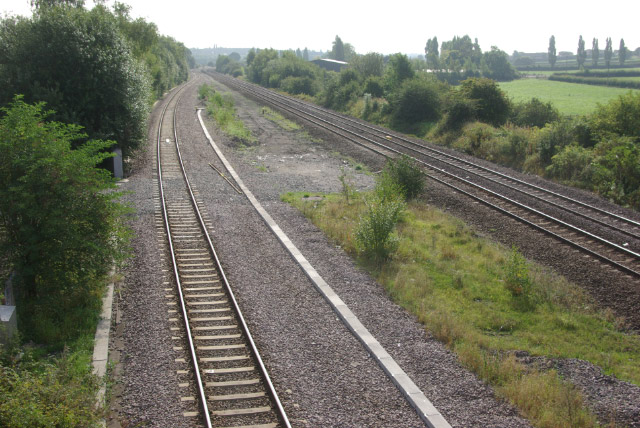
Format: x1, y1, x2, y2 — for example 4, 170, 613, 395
0, 98, 130, 347
459, 78, 511, 126
391, 77, 445, 131
510, 97, 560, 128
590, 91, 640, 141
0, 351, 101, 428
385, 155, 425, 200
545, 145, 595, 185
355, 169, 406, 263
355, 195, 405, 263
504, 246, 533, 304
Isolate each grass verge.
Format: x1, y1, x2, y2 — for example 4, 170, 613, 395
282, 190, 640, 427
199, 84, 255, 146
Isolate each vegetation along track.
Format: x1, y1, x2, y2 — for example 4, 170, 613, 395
156, 79, 290, 428
206, 71, 640, 281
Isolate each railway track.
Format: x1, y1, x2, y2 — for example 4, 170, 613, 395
156, 80, 290, 428
205, 71, 640, 280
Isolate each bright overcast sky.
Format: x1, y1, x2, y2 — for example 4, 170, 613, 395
2, 0, 638, 55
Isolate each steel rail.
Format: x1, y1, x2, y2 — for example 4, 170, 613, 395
159, 78, 291, 427
156, 82, 213, 428
174, 100, 292, 428
207, 72, 640, 277
222, 73, 640, 231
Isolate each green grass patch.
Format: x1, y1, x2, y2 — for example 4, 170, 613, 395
200, 84, 256, 145
499, 79, 639, 115
283, 190, 640, 427
260, 107, 301, 131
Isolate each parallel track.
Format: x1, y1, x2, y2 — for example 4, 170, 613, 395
156, 80, 290, 428
207, 71, 640, 279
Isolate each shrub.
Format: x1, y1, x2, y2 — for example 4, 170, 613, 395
280, 76, 316, 96
459, 77, 511, 127
437, 93, 477, 133
355, 169, 406, 263
391, 77, 445, 129
590, 91, 640, 141
0, 351, 101, 428
385, 155, 425, 200
545, 145, 595, 185
355, 195, 405, 263
504, 247, 533, 305
535, 119, 576, 165
510, 98, 560, 128
363, 76, 384, 98
0, 98, 130, 347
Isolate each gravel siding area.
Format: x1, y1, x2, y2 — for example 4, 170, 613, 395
174, 76, 531, 427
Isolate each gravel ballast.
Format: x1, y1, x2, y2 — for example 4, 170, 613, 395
110, 73, 639, 428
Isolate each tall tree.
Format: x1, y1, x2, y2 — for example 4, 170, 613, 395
331, 35, 345, 61
577, 35, 587, 69
303, 47, 309, 61
619, 38, 627, 65
548, 35, 557, 68
0, 5, 150, 155
604, 37, 613, 70
592, 38, 599, 67
425, 37, 439, 71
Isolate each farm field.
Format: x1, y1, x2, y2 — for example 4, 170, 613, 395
499, 78, 639, 115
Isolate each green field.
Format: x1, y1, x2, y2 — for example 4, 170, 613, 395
499, 79, 639, 115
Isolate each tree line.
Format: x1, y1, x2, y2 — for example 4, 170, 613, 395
213, 35, 640, 211
548, 35, 630, 69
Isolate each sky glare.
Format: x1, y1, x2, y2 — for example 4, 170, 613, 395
2, 0, 638, 56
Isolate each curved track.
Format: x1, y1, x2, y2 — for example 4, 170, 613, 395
156, 80, 290, 428
205, 71, 640, 280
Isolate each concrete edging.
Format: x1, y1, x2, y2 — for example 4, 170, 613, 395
197, 109, 452, 428
92, 270, 115, 427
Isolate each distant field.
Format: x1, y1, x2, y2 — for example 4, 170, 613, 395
499, 79, 639, 115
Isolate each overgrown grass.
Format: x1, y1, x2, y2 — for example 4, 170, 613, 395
260, 106, 301, 131
283, 190, 640, 427
199, 84, 255, 145
0, 344, 101, 428
499, 79, 639, 115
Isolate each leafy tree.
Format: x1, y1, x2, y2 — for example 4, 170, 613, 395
604, 37, 613, 70
303, 47, 309, 61
0, 5, 150, 156
0, 98, 130, 345
481, 47, 518, 81
548, 35, 557, 68
577, 35, 587, 69
384, 53, 414, 90
425, 37, 440, 71
592, 38, 599, 67
295, 48, 302, 58
330, 35, 345, 61
619, 38, 627, 66
246, 48, 256, 66
229, 52, 241, 62
352, 52, 384, 78
440, 35, 480, 74
246, 48, 279, 85
459, 78, 511, 126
